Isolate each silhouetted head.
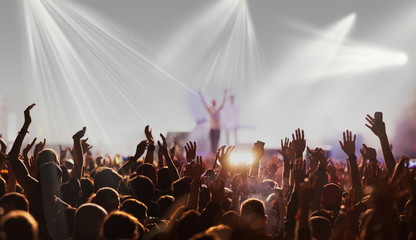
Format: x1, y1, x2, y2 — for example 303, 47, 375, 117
158, 195, 175, 220
37, 149, 59, 168
137, 163, 158, 186
93, 167, 122, 192
95, 187, 120, 213
102, 211, 143, 240
310, 216, 332, 240
0, 193, 29, 215
120, 199, 148, 224
73, 203, 107, 240
211, 99, 216, 107
221, 211, 240, 229
129, 175, 155, 203
321, 183, 343, 211
38, 162, 62, 196
157, 167, 172, 190
0, 210, 38, 240
240, 198, 267, 230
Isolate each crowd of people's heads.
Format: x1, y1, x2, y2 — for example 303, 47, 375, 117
0, 104, 415, 240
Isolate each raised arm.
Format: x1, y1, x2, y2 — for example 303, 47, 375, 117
158, 134, 180, 181
339, 130, 361, 188
365, 113, 395, 176
8, 104, 38, 194
70, 127, 87, 180
250, 141, 265, 178
144, 125, 155, 164
117, 140, 148, 175
217, 89, 227, 110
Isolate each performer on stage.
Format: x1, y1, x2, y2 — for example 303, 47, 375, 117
198, 89, 227, 155
224, 94, 239, 145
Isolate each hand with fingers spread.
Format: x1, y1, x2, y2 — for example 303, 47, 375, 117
292, 128, 306, 158
184, 141, 197, 163
293, 159, 307, 184
339, 130, 356, 157
268, 155, 282, 178
365, 114, 386, 138
360, 144, 377, 161
218, 145, 235, 168
277, 137, 295, 164
133, 140, 148, 159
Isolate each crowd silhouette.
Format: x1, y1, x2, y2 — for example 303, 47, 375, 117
0, 103, 415, 240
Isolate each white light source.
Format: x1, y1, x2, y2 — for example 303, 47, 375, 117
230, 151, 253, 166
395, 52, 409, 65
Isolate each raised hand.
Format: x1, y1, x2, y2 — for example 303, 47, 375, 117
157, 134, 170, 158
292, 128, 306, 158
360, 144, 377, 161
23, 138, 37, 158
365, 114, 386, 138
73, 127, 86, 140
293, 159, 307, 184
252, 141, 265, 165
81, 138, 92, 153
308, 147, 328, 169
218, 145, 235, 168
268, 155, 282, 177
134, 140, 148, 159
33, 138, 46, 160
339, 130, 356, 157
184, 141, 197, 163
144, 125, 154, 146
23, 104, 36, 127
192, 156, 205, 180
277, 137, 295, 163
307, 147, 319, 171
59, 145, 69, 160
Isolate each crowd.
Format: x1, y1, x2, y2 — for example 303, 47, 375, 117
0, 103, 415, 240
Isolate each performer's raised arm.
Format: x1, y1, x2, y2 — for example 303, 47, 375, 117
218, 89, 228, 111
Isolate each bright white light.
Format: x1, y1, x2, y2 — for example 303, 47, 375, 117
395, 52, 409, 65
229, 152, 253, 166
23, 0, 197, 153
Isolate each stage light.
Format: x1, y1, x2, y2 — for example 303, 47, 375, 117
230, 151, 253, 166
395, 52, 409, 65
22, 0, 197, 153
